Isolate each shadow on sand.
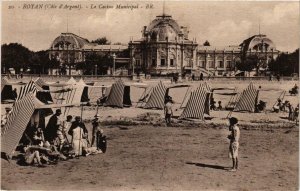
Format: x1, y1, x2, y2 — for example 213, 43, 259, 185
186, 162, 229, 170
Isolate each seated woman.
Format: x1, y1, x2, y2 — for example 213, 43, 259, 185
217, 101, 223, 111
23, 141, 52, 167
256, 100, 267, 112
289, 84, 299, 95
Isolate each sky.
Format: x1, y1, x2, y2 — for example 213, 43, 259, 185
1, 1, 299, 52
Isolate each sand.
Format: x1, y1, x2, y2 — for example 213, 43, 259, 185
1, 77, 299, 190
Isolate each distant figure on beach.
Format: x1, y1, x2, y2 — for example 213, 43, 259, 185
217, 101, 223, 110
289, 84, 298, 96
191, 74, 195, 81
276, 74, 280, 82
227, 117, 240, 172
269, 74, 273, 81
164, 96, 173, 126
200, 73, 204, 81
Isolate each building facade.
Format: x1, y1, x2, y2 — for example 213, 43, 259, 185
48, 15, 280, 76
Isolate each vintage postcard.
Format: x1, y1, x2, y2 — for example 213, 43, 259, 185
1, 1, 299, 190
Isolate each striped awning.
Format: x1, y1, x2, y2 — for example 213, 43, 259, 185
179, 88, 209, 120
1, 93, 41, 156
16, 80, 43, 101
234, 82, 259, 112
105, 79, 125, 108
144, 81, 167, 109
34, 77, 46, 88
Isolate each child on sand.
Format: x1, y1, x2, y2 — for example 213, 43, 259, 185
164, 96, 173, 126
227, 117, 240, 172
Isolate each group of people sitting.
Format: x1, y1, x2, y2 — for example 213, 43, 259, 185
272, 99, 299, 122
210, 98, 223, 111
18, 109, 106, 167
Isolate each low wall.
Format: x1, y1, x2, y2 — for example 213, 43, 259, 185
1, 74, 299, 82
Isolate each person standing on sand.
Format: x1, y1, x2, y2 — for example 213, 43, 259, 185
91, 114, 104, 148
164, 96, 173, 126
44, 109, 62, 144
227, 117, 240, 172
68, 116, 88, 156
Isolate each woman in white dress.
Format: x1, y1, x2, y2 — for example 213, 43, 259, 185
68, 116, 88, 156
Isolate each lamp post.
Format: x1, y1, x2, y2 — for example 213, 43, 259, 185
95, 64, 97, 76
132, 57, 135, 75
112, 53, 116, 76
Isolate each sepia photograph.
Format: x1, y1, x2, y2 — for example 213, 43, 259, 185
1, 0, 299, 190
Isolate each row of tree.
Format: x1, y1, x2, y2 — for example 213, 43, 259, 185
1, 43, 59, 74
1, 40, 129, 75
235, 49, 299, 76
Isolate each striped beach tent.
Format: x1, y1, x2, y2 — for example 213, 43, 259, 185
179, 88, 210, 120
199, 81, 211, 92
34, 77, 46, 88
34, 78, 54, 104
1, 93, 45, 156
105, 79, 132, 108
16, 80, 43, 101
144, 81, 167, 109
233, 82, 259, 112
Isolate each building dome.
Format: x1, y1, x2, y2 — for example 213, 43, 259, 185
147, 15, 182, 41
51, 33, 90, 49
241, 34, 276, 52
150, 22, 178, 41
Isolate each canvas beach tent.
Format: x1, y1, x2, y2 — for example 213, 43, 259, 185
134, 82, 151, 108
1, 77, 26, 103
208, 86, 238, 110
104, 79, 132, 108
258, 87, 286, 109
144, 81, 167, 109
179, 86, 211, 120
165, 84, 191, 106
1, 93, 46, 157
34, 78, 54, 104
1, 93, 75, 158
181, 82, 211, 109
233, 82, 259, 113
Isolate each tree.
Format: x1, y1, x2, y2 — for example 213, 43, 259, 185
76, 52, 112, 75
91, 37, 111, 45
268, 49, 299, 76
30, 51, 59, 74
1, 43, 32, 73
236, 55, 258, 76
203, 40, 210, 46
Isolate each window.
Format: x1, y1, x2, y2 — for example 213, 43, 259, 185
218, 61, 224, 68
226, 61, 232, 68
170, 59, 174, 66
161, 59, 166, 66
152, 59, 156, 67
208, 61, 214, 68
198, 60, 205, 68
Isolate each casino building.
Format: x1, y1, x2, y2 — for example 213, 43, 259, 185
49, 14, 280, 76
129, 14, 280, 76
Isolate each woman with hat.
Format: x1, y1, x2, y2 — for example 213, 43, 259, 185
68, 116, 88, 156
